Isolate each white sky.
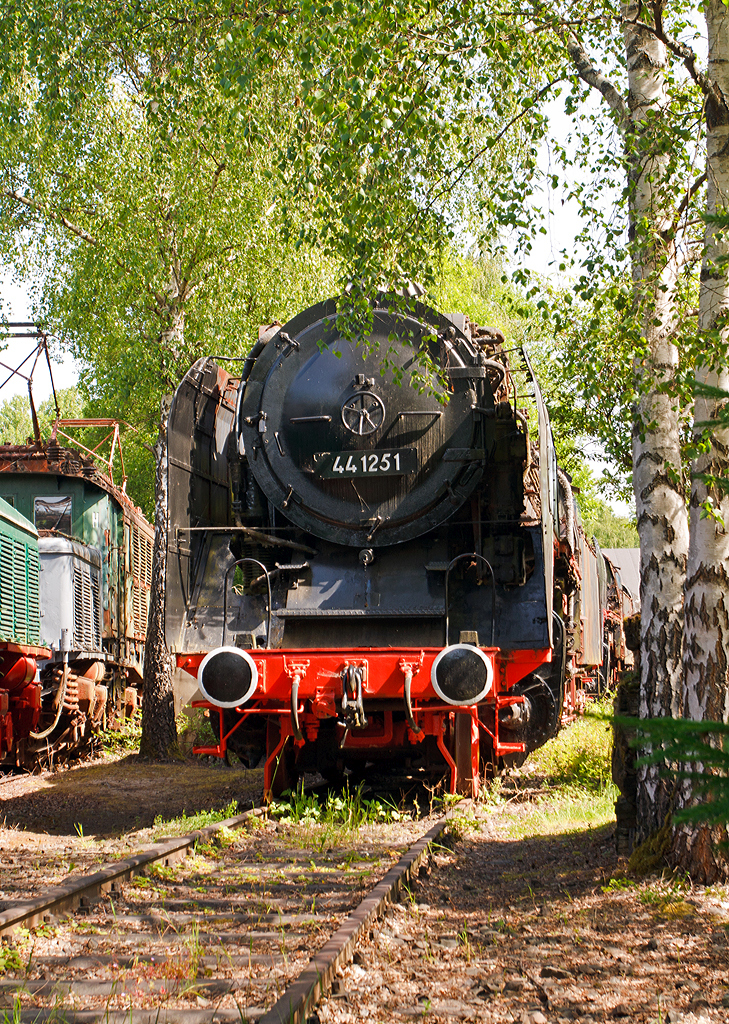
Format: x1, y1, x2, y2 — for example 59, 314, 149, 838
0, 276, 80, 402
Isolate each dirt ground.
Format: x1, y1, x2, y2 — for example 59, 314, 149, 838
0, 753, 264, 900
2, 755, 729, 1022
318, 796, 729, 1024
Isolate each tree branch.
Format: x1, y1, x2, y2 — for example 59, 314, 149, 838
634, 14, 718, 102
529, 1, 628, 122
4, 186, 164, 304
562, 31, 629, 125
675, 171, 707, 225
423, 76, 564, 210
4, 187, 99, 246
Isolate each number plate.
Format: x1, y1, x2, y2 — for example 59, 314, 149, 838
315, 448, 417, 478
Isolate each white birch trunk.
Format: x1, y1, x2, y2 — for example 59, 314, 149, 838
672, 0, 729, 882
623, 3, 689, 840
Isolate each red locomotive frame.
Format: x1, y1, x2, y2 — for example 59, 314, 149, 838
179, 645, 551, 797
0, 641, 52, 758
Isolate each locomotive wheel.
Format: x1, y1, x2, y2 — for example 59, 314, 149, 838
210, 708, 266, 768
266, 719, 299, 798
477, 705, 498, 780
454, 712, 480, 798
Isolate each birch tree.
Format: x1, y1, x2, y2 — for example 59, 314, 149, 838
510, 2, 729, 866
554, 3, 691, 838
671, 0, 729, 881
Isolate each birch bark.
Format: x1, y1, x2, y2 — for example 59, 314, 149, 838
671, 0, 729, 882
622, 3, 689, 840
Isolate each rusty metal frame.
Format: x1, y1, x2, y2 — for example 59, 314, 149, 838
52, 419, 129, 491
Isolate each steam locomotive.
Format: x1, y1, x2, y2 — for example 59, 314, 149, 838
169, 295, 630, 797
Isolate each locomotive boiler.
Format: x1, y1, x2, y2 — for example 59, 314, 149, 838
169, 295, 616, 797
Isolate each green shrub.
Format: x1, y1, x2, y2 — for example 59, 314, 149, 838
628, 716, 729, 828
270, 781, 408, 829
524, 698, 613, 792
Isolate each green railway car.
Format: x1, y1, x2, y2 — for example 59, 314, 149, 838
0, 496, 52, 762
0, 495, 43, 647
0, 441, 154, 766
0, 469, 152, 667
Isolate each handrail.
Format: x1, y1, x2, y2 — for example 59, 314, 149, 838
444, 552, 496, 647
223, 558, 272, 648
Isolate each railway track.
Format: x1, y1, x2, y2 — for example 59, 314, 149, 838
0, 797, 452, 1023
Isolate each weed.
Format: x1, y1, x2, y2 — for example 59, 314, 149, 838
458, 923, 471, 963
602, 877, 637, 894
131, 876, 167, 895
149, 863, 177, 882
215, 825, 242, 848
102, 713, 142, 756
270, 781, 409, 832
178, 708, 219, 756
184, 922, 205, 978
478, 777, 505, 809
444, 812, 479, 842
152, 799, 239, 839
0, 944, 23, 976
1, 995, 23, 1023
74, 822, 84, 838
524, 697, 614, 792
66, 920, 103, 935
639, 876, 694, 917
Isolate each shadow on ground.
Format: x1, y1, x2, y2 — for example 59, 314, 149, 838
0, 756, 263, 837
434, 816, 617, 916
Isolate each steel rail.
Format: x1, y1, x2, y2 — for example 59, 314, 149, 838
1, 802, 463, 1024
0, 806, 264, 938
259, 813, 449, 1024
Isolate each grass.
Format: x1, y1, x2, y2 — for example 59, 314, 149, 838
270, 781, 408, 829
502, 787, 617, 839
151, 798, 240, 839
269, 781, 411, 851
524, 696, 614, 792
504, 698, 618, 839
602, 873, 697, 918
